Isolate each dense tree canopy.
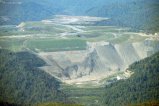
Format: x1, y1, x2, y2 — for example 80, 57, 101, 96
101, 52, 159, 106
0, 49, 68, 105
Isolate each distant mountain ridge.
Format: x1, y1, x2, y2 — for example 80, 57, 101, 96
0, 0, 62, 25
0, 0, 159, 32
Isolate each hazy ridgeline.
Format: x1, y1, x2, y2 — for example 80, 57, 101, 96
0, 0, 159, 106
0, 0, 159, 33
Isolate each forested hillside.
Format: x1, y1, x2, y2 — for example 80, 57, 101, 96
101, 52, 159, 106
0, 1, 159, 106
0, 0, 61, 25
0, 49, 68, 105
92, 0, 159, 33
0, 0, 159, 33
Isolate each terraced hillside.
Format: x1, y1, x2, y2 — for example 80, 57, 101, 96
0, 0, 159, 106
0, 15, 159, 88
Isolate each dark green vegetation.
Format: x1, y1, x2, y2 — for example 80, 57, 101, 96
90, 0, 159, 33
0, 101, 20, 106
0, 49, 68, 105
0, 42, 159, 106
0, 0, 61, 25
0, 38, 24, 51
101, 52, 159, 106
61, 85, 105, 106
61, 50, 159, 106
35, 102, 83, 106
0, 101, 83, 106
129, 100, 159, 106
54, 50, 159, 106
0, 38, 87, 52
27, 39, 86, 52
0, 0, 159, 106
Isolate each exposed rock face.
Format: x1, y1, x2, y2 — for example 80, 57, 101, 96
114, 43, 140, 69
38, 40, 158, 84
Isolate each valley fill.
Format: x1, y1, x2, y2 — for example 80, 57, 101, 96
0, 0, 159, 106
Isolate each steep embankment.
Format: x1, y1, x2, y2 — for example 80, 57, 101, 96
38, 40, 157, 85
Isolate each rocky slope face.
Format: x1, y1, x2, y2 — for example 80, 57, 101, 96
38, 40, 157, 84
